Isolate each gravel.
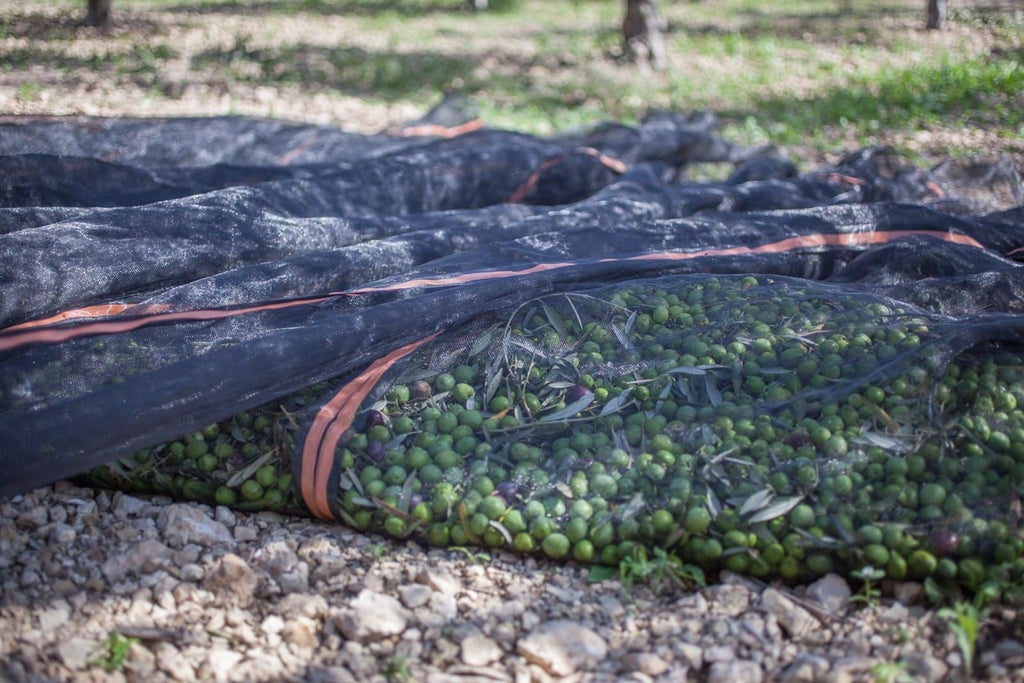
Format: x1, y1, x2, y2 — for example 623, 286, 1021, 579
3, 481, 1024, 681
3, 3, 1024, 681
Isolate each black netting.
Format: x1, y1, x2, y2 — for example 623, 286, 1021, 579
2, 105, 1023, 598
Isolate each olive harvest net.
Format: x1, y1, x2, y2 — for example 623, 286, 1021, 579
3, 101, 1024, 598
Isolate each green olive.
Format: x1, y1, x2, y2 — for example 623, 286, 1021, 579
541, 533, 571, 559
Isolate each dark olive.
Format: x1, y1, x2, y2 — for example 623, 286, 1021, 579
364, 409, 387, 428
366, 440, 385, 463
928, 529, 960, 557
410, 380, 433, 401
496, 480, 520, 502
565, 385, 593, 403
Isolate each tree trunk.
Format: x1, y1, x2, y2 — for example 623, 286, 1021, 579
622, 0, 668, 71
926, 0, 947, 30
82, 0, 112, 27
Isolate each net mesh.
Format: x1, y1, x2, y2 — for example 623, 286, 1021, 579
2, 104, 1023, 599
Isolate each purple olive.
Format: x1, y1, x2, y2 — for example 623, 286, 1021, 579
409, 493, 424, 508
496, 481, 519, 501
409, 380, 432, 401
565, 385, 593, 403
787, 432, 813, 449
364, 409, 387, 428
928, 529, 960, 557
366, 440, 385, 463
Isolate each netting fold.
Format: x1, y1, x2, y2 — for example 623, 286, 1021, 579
2, 106, 1023, 597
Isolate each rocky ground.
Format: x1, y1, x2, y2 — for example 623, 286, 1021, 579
2, 480, 1024, 682
3, 2, 1024, 682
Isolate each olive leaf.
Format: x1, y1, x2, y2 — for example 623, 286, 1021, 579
507, 337, 547, 358
620, 493, 646, 519
482, 367, 504, 406
738, 487, 775, 516
538, 393, 595, 423
612, 322, 635, 351
468, 331, 493, 358
488, 519, 514, 545
706, 488, 722, 519
624, 309, 638, 334
225, 452, 274, 488
554, 482, 575, 499
652, 382, 673, 416
852, 431, 914, 453
675, 377, 695, 402
746, 495, 805, 523
665, 366, 708, 376
703, 373, 722, 407
398, 472, 418, 513
562, 294, 585, 332
599, 387, 633, 416
541, 302, 569, 338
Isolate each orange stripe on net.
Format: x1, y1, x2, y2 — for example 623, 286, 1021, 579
819, 173, 867, 186
346, 229, 986, 295
398, 119, 485, 139
2, 303, 140, 331
0, 296, 334, 353
0, 228, 987, 353
508, 148, 628, 203
611, 229, 985, 263
925, 181, 947, 198
586, 148, 629, 175
300, 333, 440, 520
346, 260, 575, 295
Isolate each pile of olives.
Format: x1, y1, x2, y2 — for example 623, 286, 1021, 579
84, 394, 312, 514
91, 274, 1024, 598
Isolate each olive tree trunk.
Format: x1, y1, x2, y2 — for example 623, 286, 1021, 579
622, 0, 668, 71
926, 0, 947, 30
82, 0, 112, 26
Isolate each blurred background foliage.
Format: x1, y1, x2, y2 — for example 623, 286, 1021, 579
0, 0, 1021, 167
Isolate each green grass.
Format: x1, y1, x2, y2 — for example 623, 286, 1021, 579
741, 55, 1024, 146
4, 0, 1022, 161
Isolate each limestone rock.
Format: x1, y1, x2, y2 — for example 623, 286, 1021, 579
158, 503, 233, 548
416, 567, 460, 597
56, 637, 98, 670
623, 651, 670, 676
461, 633, 503, 666
102, 538, 171, 582
253, 539, 309, 593
779, 653, 830, 682
275, 592, 328, 619
708, 659, 762, 683
333, 589, 409, 642
704, 583, 751, 617
517, 620, 607, 676
902, 652, 949, 683
283, 616, 319, 650
202, 552, 260, 607
760, 589, 819, 638
201, 647, 244, 683
806, 573, 851, 614
399, 583, 433, 609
